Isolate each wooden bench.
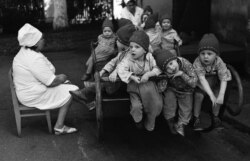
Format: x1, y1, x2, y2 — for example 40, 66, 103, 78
89, 41, 244, 141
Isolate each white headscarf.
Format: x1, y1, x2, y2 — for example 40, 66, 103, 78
18, 23, 42, 47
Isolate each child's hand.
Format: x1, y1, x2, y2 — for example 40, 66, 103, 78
130, 75, 140, 83
140, 73, 149, 83
216, 95, 224, 105
99, 70, 105, 77
157, 79, 168, 92
209, 94, 217, 107
109, 71, 117, 82
178, 40, 183, 46
173, 71, 183, 78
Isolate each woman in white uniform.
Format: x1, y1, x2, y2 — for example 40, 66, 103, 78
120, 0, 143, 27
12, 23, 79, 135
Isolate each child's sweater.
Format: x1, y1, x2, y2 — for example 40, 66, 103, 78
161, 29, 181, 50
95, 34, 116, 62
117, 53, 161, 83
193, 56, 232, 88
162, 57, 197, 93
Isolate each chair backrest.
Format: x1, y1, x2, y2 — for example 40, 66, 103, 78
8, 68, 20, 109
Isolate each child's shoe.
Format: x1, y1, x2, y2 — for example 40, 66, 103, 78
135, 121, 144, 130
81, 73, 91, 81
175, 122, 185, 136
212, 116, 224, 130
167, 118, 177, 134
193, 117, 204, 131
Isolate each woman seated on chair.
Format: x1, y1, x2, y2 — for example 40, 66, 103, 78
12, 23, 79, 135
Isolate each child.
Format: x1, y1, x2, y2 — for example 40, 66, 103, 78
81, 18, 117, 81
117, 30, 162, 131
192, 33, 232, 131
99, 24, 136, 82
143, 14, 161, 53
70, 24, 136, 109
140, 12, 150, 29
159, 14, 182, 55
154, 49, 197, 136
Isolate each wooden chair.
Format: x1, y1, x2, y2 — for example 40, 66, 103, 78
8, 68, 52, 137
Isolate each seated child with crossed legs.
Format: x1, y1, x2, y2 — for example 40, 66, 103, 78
154, 49, 197, 136
117, 30, 162, 131
192, 33, 232, 131
81, 18, 116, 81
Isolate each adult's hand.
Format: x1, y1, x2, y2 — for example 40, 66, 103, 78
48, 74, 67, 87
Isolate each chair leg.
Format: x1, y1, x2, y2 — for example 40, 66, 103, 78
14, 111, 21, 137
45, 111, 52, 134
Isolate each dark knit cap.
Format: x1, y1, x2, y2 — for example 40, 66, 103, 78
129, 30, 150, 52
117, 18, 133, 28
144, 14, 157, 30
102, 18, 114, 31
159, 13, 171, 26
198, 33, 220, 55
116, 24, 136, 46
143, 5, 153, 14
154, 49, 177, 71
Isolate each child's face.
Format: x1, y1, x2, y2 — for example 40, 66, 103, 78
129, 42, 146, 61
161, 19, 171, 31
142, 14, 149, 23
116, 40, 127, 52
103, 27, 113, 38
165, 59, 179, 74
199, 50, 217, 66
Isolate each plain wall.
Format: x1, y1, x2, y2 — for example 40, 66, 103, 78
141, 0, 172, 17
211, 0, 248, 46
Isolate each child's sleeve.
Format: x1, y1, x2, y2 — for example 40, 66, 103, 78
180, 58, 198, 88
216, 57, 232, 81
148, 53, 161, 76
102, 53, 121, 73
172, 30, 182, 43
193, 58, 206, 78
117, 58, 133, 83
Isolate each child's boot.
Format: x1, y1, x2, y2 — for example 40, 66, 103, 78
212, 116, 223, 130
167, 118, 177, 134
81, 73, 91, 81
193, 116, 204, 131
175, 122, 185, 136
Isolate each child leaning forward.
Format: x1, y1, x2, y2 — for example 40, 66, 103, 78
192, 33, 232, 131
117, 30, 162, 131
154, 49, 197, 136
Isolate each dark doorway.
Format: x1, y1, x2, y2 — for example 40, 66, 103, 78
172, 0, 211, 41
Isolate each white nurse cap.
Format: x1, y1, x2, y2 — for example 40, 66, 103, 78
18, 23, 42, 47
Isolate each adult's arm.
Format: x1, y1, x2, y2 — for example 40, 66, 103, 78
48, 74, 67, 87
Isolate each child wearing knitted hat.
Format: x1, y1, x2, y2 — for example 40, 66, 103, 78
99, 24, 136, 82
70, 24, 136, 109
81, 18, 117, 81
154, 49, 197, 136
192, 33, 232, 131
159, 14, 182, 55
143, 13, 161, 53
117, 30, 162, 131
